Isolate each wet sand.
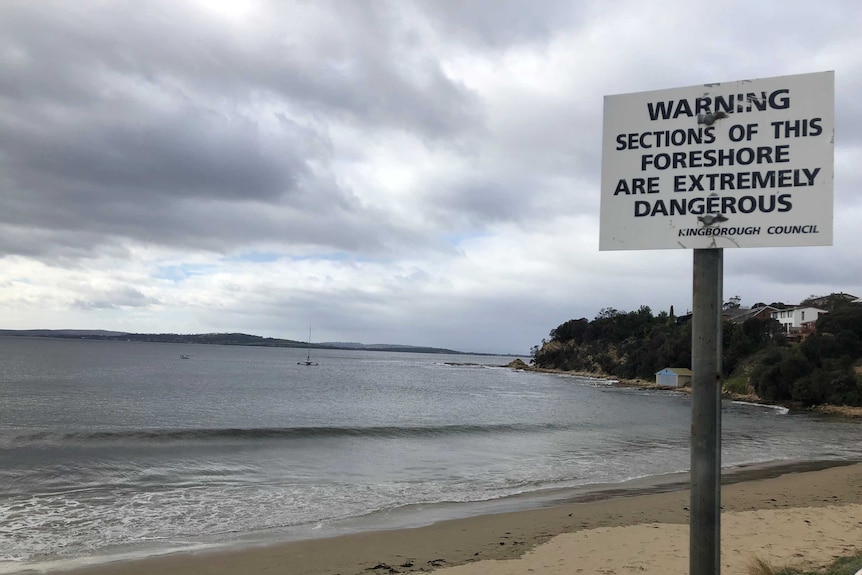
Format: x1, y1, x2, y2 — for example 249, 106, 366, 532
54, 460, 862, 575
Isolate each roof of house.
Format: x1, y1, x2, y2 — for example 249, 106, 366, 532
803, 293, 858, 307
770, 305, 828, 314
726, 305, 778, 323
656, 367, 693, 376
723, 307, 752, 320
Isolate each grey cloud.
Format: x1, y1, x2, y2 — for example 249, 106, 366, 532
3, 106, 308, 202
0, 0, 484, 260
0, 108, 318, 257
0, 225, 132, 264
3, 0, 483, 137
415, 0, 589, 48
729, 245, 861, 289
1, 0, 861, 352
73, 285, 160, 310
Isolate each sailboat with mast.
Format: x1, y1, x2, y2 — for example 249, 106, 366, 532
298, 326, 318, 366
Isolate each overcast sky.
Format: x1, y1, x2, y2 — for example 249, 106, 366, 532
1, 1, 860, 354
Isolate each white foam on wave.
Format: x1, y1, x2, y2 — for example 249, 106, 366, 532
731, 400, 790, 414
0, 542, 222, 575
576, 376, 618, 386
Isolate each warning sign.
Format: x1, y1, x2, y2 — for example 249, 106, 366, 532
599, 71, 834, 250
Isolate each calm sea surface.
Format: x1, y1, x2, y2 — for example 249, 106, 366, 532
1, 336, 860, 572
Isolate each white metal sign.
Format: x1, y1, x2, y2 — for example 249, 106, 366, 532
600, 71, 834, 250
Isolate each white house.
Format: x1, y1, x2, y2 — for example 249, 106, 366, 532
769, 306, 827, 334
655, 367, 693, 388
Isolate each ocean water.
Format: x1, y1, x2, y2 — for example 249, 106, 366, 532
1, 336, 860, 572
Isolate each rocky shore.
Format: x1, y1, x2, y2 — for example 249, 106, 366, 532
504, 359, 862, 418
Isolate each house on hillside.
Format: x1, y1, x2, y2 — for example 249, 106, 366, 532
655, 367, 693, 388
802, 292, 858, 308
770, 306, 828, 335
675, 313, 692, 325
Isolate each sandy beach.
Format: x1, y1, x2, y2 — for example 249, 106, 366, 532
53, 460, 862, 575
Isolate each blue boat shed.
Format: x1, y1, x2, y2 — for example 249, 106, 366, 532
655, 367, 693, 388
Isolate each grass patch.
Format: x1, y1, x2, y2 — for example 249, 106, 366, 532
748, 552, 862, 575
723, 374, 749, 395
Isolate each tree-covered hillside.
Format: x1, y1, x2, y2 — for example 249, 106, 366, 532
750, 306, 862, 406
532, 306, 691, 378
532, 298, 862, 407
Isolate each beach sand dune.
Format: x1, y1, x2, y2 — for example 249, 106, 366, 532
60, 462, 862, 575
434, 504, 862, 575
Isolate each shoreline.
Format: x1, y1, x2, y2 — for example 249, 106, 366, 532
513, 362, 862, 418
36, 458, 862, 575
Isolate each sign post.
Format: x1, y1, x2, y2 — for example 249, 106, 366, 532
600, 71, 834, 575
690, 248, 722, 575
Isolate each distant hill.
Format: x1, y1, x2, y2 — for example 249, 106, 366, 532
0, 330, 467, 354
0, 329, 130, 337
321, 342, 461, 354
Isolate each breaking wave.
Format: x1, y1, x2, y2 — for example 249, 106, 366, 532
3, 422, 574, 448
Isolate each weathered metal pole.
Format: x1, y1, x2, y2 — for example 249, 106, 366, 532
690, 248, 723, 575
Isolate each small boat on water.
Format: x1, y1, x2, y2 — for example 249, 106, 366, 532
298, 327, 318, 366
180, 354, 190, 360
